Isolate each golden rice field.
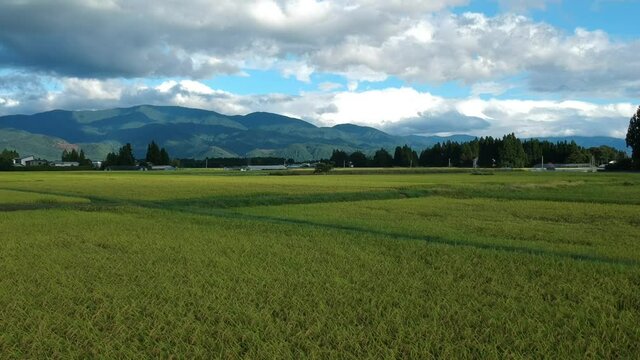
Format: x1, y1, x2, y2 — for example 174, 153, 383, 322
1, 169, 639, 358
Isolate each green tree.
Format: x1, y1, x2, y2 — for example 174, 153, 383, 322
419, 143, 444, 167
146, 141, 161, 164
393, 145, 418, 167
372, 148, 393, 167
460, 140, 479, 167
0, 149, 19, 170
523, 139, 543, 167
589, 146, 626, 165
103, 152, 118, 168
330, 149, 349, 167
499, 133, 527, 168
349, 151, 368, 167
104, 143, 136, 167
159, 148, 170, 165
626, 106, 640, 168
118, 143, 136, 165
478, 136, 499, 167
62, 148, 91, 165
313, 162, 333, 174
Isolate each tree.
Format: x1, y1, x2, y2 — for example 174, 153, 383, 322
349, 151, 368, 167
330, 149, 349, 167
62, 148, 91, 166
626, 106, 640, 168
314, 162, 333, 174
523, 139, 543, 167
419, 143, 445, 167
589, 146, 626, 165
159, 148, 170, 165
499, 133, 527, 168
478, 136, 499, 167
118, 143, 135, 165
104, 152, 118, 167
460, 140, 479, 167
146, 141, 161, 164
0, 149, 19, 170
393, 146, 404, 166
393, 145, 418, 167
103, 143, 136, 167
372, 148, 393, 167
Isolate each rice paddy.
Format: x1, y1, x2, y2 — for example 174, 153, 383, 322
0, 169, 639, 358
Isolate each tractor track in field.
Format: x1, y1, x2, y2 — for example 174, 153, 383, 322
2, 186, 639, 267
136, 201, 640, 268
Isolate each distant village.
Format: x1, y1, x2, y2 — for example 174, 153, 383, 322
10, 154, 185, 170
11, 155, 101, 169
1, 134, 633, 172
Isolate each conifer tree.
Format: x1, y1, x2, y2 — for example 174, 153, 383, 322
626, 106, 640, 168
159, 148, 170, 165
146, 141, 161, 164
499, 133, 527, 168
372, 148, 393, 167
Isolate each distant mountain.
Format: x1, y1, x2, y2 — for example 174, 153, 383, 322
0, 105, 628, 161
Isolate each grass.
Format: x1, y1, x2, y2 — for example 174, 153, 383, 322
1, 169, 639, 358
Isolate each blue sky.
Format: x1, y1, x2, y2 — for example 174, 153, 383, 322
0, 0, 638, 138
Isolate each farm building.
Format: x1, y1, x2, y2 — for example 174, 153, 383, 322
246, 165, 287, 171
104, 165, 146, 171
50, 161, 80, 167
25, 159, 49, 167
149, 165, 176, 171
12, 155, 34, 166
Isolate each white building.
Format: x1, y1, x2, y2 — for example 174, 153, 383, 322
246, 165, 287, 171
50, 161, 80, 167
13, 156, 34, 166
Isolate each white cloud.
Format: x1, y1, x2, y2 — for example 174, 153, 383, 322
319, 87, 445, 126
280, 60, 315, 82
1, 77, 634, 138
1, 75, 635, 139
61, 78, 123, 100
0, 97, 19, 107
318, 82, 343, 92
495, 0, 561, 13
1, 1, 637, 98
471, 81, 513, 97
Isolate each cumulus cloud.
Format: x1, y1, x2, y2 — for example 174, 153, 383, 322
1, 77, 632, 139
471, 81, 513, 97
0, 0, 462, 78
0, 0, 638, 98
318, 82, 343, 92
495, 0, 561, 13
382, 112, 491, 135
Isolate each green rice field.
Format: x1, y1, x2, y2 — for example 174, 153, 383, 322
1, 169, 639, 358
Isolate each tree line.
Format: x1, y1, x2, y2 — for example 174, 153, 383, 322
102, 141, 172, 168
2, 105, 639, 170
329, 134, 627, 168
61, 148, 92, 166
178, 157, 294, 168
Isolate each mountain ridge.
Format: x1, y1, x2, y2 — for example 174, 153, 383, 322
0, 105, 628, 161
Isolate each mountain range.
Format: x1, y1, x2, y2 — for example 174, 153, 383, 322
0, 105, 628, 161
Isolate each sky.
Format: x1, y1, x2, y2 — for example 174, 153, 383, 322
0, 0, 639, 138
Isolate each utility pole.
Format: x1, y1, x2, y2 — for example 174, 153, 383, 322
205, 158, 208, 169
